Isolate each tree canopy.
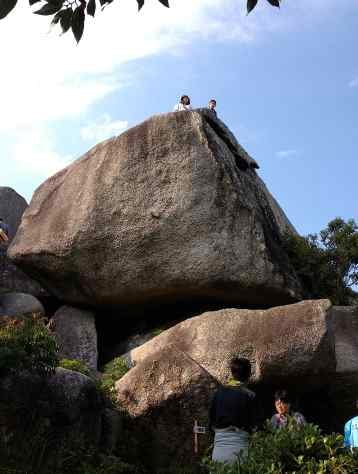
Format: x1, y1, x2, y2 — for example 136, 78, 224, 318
0, 0, 281, 43
284, 218, 358, 305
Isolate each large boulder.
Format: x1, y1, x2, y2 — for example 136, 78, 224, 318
328, 305, 358, 431
115, 300, 335, 470
0, 188, 46, 297
0, 292, 45, 318
0, 187, 27, 241
0, 368, 104, 470
50, 305, 98, 371
9, 110, 301, 310
126, 299, 335, 382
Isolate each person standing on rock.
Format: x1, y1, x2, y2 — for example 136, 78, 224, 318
0, 218, 9, 242
173, 95, 192, 112
344, 400, 358, 451
209, 357, 261, 464
270, 389, 306, 429
208, 99, 217, 117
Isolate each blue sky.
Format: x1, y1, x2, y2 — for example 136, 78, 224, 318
0, 0, 357, 235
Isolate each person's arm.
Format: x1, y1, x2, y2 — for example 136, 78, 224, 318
173, 104, 179, 112
344, 421, 351, 448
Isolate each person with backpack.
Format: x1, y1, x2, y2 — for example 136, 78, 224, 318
209, 357, 262, 464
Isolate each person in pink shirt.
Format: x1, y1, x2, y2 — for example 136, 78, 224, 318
270, 390, 306, 429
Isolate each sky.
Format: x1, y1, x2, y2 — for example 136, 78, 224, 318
0, 0, 357, 235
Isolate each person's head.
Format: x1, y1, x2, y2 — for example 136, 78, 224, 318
180, 95, 190, 106
208, 99, 216, 110
274, 390, 292, 416
230, 357, 251, 382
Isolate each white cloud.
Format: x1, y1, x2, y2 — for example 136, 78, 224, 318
2, 0, 357, 187
276, 149, 298, 159
0, 0, 253, 133
81, 115, 128, 143
349, 77, 358, 88
10, 128, 72, 177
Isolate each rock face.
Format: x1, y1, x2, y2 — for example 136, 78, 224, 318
0, 292, 45, 318
0, 188, 46, 297
328, 305, 358, 431
0, 187, 28, 241
9, 110, 301, 310
0, 368, 104, 469
115, 300, 335, 470
50, 305, 98, 371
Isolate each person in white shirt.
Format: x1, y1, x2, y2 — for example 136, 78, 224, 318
173, 95, 192, 112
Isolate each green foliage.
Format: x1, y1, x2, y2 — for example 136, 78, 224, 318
0, 416, 142, 473
284, 218, 358, 305
0, 314, 59, 377
0, 0, 169, 43
203, 421, 358, 473
0, 1, 280, 43
101, 356, 130, 398
247, 0, 280, 14
59, 358, 91, 376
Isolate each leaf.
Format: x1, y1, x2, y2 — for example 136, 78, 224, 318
51, 9, 64, 25
266, 0, 280, 7
0, 0, 17, 20
34, 1, 62, 15
247, 0, 258, 14
157, 0, 169, 7
71, 6, 85, 43
60, 8, 73, 33
87, 0, 96, 17
137, 0, 144, 11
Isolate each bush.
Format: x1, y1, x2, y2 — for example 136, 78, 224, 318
284, 217, 358, 305
203, 420, 358, 473
101, 356, 130, 398
59, 358, 91, 376
0, 417, 143, 474
0, 314, 59, 377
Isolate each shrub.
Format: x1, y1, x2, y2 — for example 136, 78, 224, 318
59, 358, 91, 376
283, 217, 358, 305
101, 356, 130, 398
0, 314, 58, 377
203, 420, 358, 473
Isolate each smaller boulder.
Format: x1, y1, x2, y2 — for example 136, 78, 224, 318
50, 306, 98, 371
0, 292, 44, 318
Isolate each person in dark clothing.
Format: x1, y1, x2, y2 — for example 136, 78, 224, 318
208, 99, 217, 117
0, 218, 9, 242
209, 357, 261, 464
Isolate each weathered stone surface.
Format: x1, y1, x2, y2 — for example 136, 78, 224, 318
328, 305, 358, 431
0, 187, 27, 241
115, 300, 335, 470
9, 110, 301, 310
0, 368, 104, 466
50, 305, 98, 371
0, 188, 46, 297
0, 292, 44, 318
127, 299, 335, 382
0, 245, 47, 297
